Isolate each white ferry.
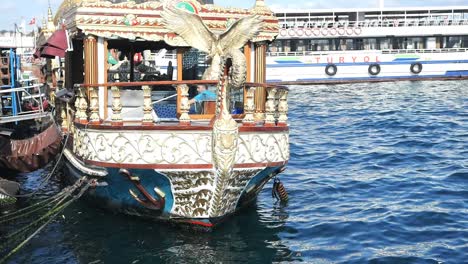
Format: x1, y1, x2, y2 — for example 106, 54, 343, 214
268, 6, 468, 83
143, 5, 468, 83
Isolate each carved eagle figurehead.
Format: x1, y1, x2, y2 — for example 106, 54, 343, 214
160, 2, 264, 59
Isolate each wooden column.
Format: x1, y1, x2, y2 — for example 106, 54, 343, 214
254, 42, 267, 120
103, 40, 109, 119
177, 49, 184, 81
244, 42, 252, 83
84, 35, 98, 86
176, 48, 185, 115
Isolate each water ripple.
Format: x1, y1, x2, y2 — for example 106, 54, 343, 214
5, 80, 468, 263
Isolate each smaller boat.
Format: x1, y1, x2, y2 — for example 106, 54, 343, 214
0, 47, 62, 173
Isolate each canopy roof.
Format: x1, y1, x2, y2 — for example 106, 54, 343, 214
34, 29, 68, 58
55, 0, 278, 46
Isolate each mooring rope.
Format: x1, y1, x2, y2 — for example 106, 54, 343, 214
0, 179, 84, 224
0, 177, 91, 264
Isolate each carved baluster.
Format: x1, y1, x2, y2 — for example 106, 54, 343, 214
242, 87, 256, 126
89, 86, 100, 124
142, 85, 154, 125
177, 84, 191, 125
274, 89, 280, 121
77, 86, 89, 124
61, 104, 68, 132
264, 88, 277, 126
74, 86, 81, 122
277, 89, 289, 126
111, 86, 123, 125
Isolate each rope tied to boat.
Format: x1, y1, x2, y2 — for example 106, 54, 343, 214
0, 176, 92, 263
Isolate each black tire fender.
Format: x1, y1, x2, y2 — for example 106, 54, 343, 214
325, 64, 337, 76
368, 63, 381, 76
410, 62, 423, 74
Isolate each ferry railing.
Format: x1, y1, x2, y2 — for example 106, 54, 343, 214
381, 48, 468, 54
70, 81, 289, 128
279, 17, 468, 29
267, 48, 468, 57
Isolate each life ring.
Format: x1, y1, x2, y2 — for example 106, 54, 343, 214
296, 28, 304, 36
354, 27, 362, 35
337, 27, 345, 35
325, 64, 337, 76
410, 62, 423, 74
329, 27, 337, 36
321, 28, 329, 36
312, 27, 320, 36
288, 29, 295, 36
304, 28, 312, 36
368, 64, 381, 76
280, 29, 287, 36
346, 27, 354, 35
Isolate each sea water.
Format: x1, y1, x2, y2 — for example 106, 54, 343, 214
5, 80, 468, 263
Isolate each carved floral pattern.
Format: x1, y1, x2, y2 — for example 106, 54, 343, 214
73, 128, 289, 165
164, 169, 260, 218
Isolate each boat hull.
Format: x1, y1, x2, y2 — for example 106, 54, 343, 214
63, 156, 285, 229
266, 51, 468, 83
0, 119, 62, 172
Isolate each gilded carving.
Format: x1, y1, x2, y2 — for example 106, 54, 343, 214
164, 169, 260, 218
73, 128, 289, 166
242, 87, 256, 125
177, 84, 191, 124
236, 132, 290, 164
142, 85, 154, 124
77, 87, 89, 122
277, 90, 289, 126
111, 86, 123, 123
264, 88, 277, 125
74, 129, 213, 164
89, 86, 100, 123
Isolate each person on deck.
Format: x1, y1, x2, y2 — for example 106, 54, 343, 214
188, 84, 216, 114
188, 84, 216, 105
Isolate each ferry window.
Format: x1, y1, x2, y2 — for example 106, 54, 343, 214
309, 40, 330, 51
298, 40, 306, 52
341, 39, 354, 50
355, 39, 364, 50
284, 40, 291, 52
275, 40, 284, 52
290, 40, 297, 52
462, 37, 468, 48
446, 37, 463, 48
379, 38, 392, 50
363, 38, 377, 50
405, 37, 424, 49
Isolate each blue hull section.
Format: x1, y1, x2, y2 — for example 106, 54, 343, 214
64, 161, 283, 229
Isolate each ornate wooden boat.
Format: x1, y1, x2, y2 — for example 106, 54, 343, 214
56, 0, 288, 229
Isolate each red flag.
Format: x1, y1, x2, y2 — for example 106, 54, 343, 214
28, 18, 35, 25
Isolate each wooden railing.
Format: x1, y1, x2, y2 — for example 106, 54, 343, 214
68, 80, 289, 127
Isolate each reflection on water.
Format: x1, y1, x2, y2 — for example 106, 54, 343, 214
9, 192, 299, 264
